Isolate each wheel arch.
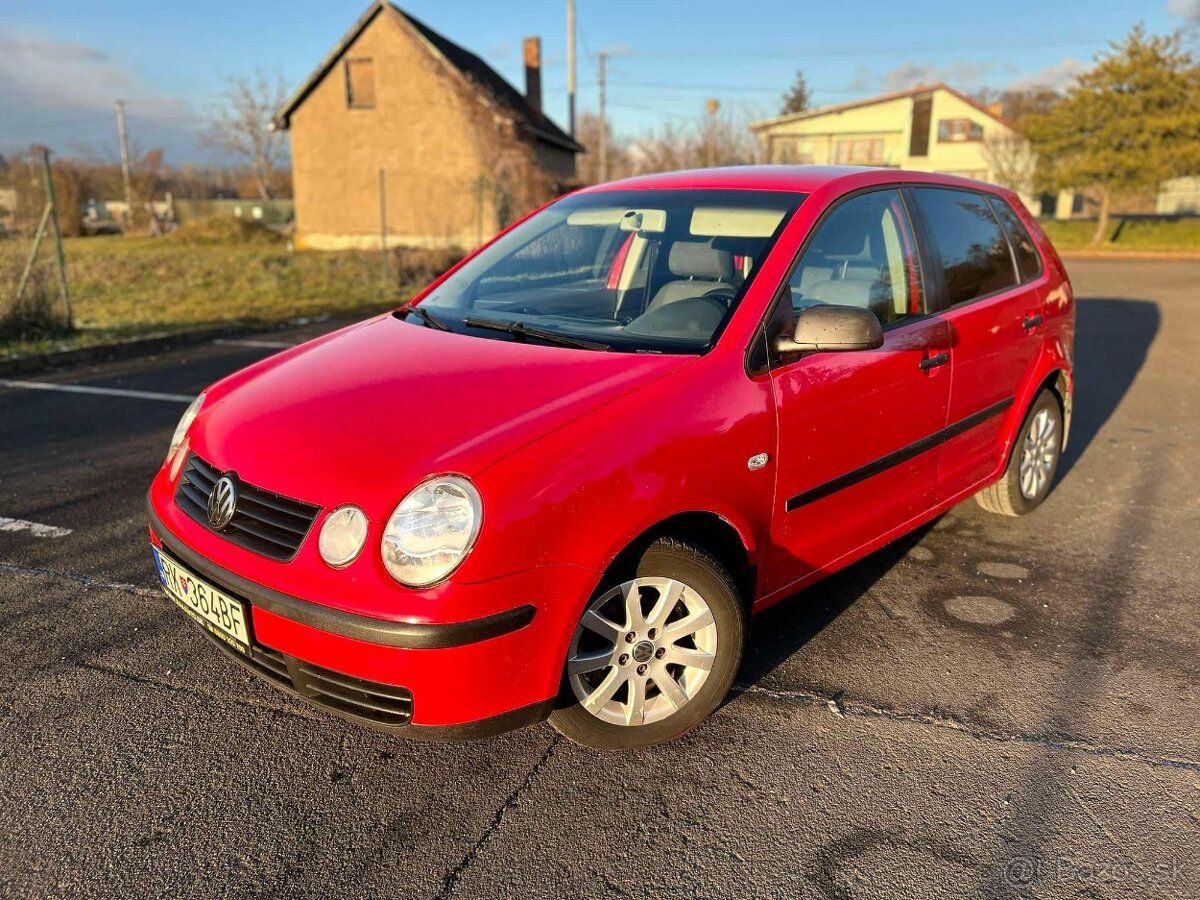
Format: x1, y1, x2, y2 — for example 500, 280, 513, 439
1045, 368, 1073, 450
1004, 364, 1072, 463
600, 511, 757, 613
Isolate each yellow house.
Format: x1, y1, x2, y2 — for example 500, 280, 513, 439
751, 83, 1027, 193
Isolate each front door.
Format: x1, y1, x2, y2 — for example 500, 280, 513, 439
765, 188, 951, 594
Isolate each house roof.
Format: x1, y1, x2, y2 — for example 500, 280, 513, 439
273, 1, 583, 154
749, 82, 1016, 132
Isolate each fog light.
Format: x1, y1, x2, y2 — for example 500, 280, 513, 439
319, 505, 368, 568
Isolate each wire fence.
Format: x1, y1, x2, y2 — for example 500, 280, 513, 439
0, 146, 72, 339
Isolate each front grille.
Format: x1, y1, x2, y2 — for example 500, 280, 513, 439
175, 453, 320, 561
199, 628, 414, 728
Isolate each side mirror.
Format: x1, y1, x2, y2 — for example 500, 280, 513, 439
773, 304, 884, 354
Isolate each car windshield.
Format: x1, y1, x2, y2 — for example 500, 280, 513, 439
409, 189, 806, 353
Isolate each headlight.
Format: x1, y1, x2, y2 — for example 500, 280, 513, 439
168, 392, 205, 461
381, 476, 482, 587
319, 505, 368, 568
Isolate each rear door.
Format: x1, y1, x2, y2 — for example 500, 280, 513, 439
765, 188, 952, 593
908, 187, 1046, 500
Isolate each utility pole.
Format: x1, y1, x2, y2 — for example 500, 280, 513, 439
566, 0, 576, 138
378, 168, 390, 290
597, 51, 607, 183
115, 100, 134, 228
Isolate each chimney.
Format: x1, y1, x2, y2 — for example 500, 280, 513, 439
523, 36, 542, 112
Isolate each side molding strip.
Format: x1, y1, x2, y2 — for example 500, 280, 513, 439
786, 397, 1014, 512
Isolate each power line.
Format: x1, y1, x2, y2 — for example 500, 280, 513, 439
621, 36, 1115, 60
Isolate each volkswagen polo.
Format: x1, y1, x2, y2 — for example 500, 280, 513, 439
148, 166, 1074, 750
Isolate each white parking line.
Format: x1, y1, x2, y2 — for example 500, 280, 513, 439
0, 379, 194, 403
213, 338, 295, 349
0, 517, 73, 539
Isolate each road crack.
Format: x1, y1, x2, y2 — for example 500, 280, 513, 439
0, 561, 160, 598
433, 735, 561, 900
733, 681, 1200, 774
76, 660, 323, 723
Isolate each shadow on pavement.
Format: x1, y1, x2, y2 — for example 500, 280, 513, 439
1058, 297, 1159, 478
737, 521, 936, 690
735, 296, 1160, 696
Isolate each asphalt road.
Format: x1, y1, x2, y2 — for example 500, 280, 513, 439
1, 261, 1197, 899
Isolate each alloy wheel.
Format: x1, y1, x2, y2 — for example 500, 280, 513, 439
1019, 407, 1058, 499
566, 576, 718, 727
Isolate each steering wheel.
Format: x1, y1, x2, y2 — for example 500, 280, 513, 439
702, 286, 738, 306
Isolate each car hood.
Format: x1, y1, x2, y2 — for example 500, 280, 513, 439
194, 315, 692, 517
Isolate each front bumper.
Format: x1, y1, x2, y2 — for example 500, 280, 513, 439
147, 495, 596, 737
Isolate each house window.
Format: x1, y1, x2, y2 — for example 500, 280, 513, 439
773, 138, 814, 165
834, 138, 885, 166
937, 118, 983, 142
345, 58, 376, 109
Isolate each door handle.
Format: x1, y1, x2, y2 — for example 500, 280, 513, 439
1022, 313, 1043, 329
919, 351, 949, 371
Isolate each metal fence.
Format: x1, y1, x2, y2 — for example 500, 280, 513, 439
1, 147, 71, 335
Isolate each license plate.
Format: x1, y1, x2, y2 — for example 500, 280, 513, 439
153, 546, 252, 655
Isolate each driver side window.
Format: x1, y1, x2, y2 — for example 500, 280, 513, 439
788, 189, 924, 327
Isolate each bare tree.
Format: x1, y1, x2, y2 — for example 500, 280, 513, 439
202, 71, 290, 200
576, 111, 629, 185
982, 132, 1036, 196
627, 104, 764, 176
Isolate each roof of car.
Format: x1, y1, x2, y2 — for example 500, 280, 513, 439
581, 165, 1008, 197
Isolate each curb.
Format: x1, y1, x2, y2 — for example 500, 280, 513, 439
2, 323, 272, 377
1060, 250, 1200, 261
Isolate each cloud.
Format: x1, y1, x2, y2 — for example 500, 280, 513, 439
0, 31, 200, 160
1167, 0, 1200, 22
852, 59, 996, 94
847, 66, 873, 92
1008, 57, 1087, 92
0, 34, 188, 119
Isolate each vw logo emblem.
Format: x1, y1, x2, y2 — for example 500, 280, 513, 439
207, 475, 238, 530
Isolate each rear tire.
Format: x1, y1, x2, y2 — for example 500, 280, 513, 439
549, 537, 745, 750
975, 389, 1063, 517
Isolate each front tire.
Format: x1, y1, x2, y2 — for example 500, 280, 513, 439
975, 388, 1063, 517
549, 538, 745, 750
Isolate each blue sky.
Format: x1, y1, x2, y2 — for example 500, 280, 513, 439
1, 0, 1196, 164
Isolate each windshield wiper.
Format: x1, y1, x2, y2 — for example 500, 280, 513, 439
394, 303, 450, 331
461, 316, 611, 351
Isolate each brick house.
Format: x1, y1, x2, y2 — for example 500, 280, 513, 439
273, 1, 582, 250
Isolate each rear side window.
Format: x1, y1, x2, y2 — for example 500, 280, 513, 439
912, 188, 1016, 307
988, 197, 1042, 283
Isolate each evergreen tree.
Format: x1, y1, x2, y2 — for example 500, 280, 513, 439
1023, 25, 1200, 244
781, 71, 811, 115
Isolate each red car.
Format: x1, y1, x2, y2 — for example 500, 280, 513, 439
148, 166, 1074, 750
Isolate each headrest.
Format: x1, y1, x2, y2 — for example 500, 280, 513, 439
668, 241, 734, 280
815, 204, 877, 259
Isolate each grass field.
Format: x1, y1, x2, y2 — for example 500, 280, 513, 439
1041, 216, 1200, 251
4, 214, 1198, 359
1, 223, 411, 358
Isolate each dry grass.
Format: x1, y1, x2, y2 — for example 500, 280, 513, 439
1, 234, 415, 357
